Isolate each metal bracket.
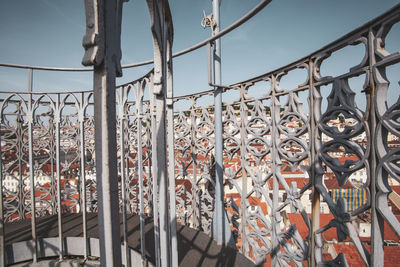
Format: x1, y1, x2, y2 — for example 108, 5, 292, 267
82, 0, 127, 77
201, 11, 217, 34
82, 0, 104, 66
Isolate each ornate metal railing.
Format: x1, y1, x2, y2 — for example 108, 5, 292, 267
1, 4, 399, 266
172, 5, 400, 265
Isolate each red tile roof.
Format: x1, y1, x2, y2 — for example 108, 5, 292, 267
332, 244, 400, 266
225, 193, 268, 215
288, 213, 400, 243
270, 177, 309, 190
287, 213, 310, 239
324, 173, 354, 189
392, 185, 400, 195
288, 213, 400, 265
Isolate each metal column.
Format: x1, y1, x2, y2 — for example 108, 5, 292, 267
92, 58, 122, 266
166, 36, 178, 267
309, 59, 320, 267
27, 69, 38, 263
152, 87, 170, 267
117, 87, 129, 267
150, 84, 161, 267
92, 52, 122, 266
55, 94, 64, 261
79, 93, 88, 260
0, 116, 4, 266
82, 0, 126, 265
132, 82, 147, 266
146, 1, 174, 266
211, 0, 232, 246
270, 79, 279, 266
368, 29, 383, 267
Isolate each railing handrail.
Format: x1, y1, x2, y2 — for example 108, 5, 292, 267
0, 0, 272, 72
0, 69, 153, 95
174, 2, 400, 100
234, 2, 400, 86
1, 2, 398, 99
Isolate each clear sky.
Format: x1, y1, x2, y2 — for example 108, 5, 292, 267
0, 0, 399, 99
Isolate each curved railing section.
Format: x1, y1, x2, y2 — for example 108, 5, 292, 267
1, 3, 399, 266
0, 73, 156, 265
173, 4, 400, 266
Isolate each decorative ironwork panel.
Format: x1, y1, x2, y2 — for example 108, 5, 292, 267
115, 77, 153, 216
59, 106, 80, 214
174, 108, 193, 225
274, 78, 312, 266
170, 6, 400, 266
173, 95, 216, 234
32, 103, 56, 217
125, 100, 140, 213
193, 105, 215, 234
1, 96, 29, 221
84, 114, 97, 212
371, 7, 400, 266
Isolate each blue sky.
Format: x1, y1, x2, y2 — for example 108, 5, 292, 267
0, 0, 399, 98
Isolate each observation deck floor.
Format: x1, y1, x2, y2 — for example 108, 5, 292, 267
5, 213, 255, 267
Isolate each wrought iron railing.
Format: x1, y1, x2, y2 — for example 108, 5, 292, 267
1, 4, 400, 266
171, 4, 400, 265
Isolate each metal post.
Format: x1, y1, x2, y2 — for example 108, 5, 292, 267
146, 1, 174, 265
28, 69, 33, 93
368, 29, 383, 267
0, 124, 5, 266
270, 80, 279, 266
150, 84, 161, 267
17, 107, 25, 220
309, 59, 320, 267
159, 14, 171, 267
156, 81, 170, 267
93, 56, 122, 266
144, 104, 153, 216
26, 68, 38, 262
190, 99, 198, 228
49, 117, 56, 215
28, 99, 37, 262
55, 94, 64, 261
82, 0, 124, 265
133, 83, 146, 266
93, 66, 122, 266
239, 88, 248, 255
138, 101, 146, 267
91, 68, 122, 265
79, 93, 88, 259
211, 0, 232, 246
119, 88, 130, 267
166, 41, 178, 266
